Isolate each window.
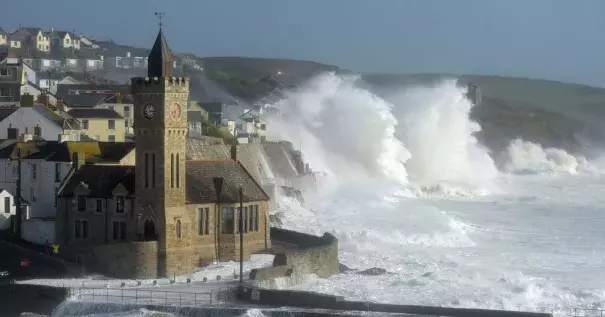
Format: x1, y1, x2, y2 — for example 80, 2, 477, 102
176, 153, 180, 188
108, 135, 115, 142
54, 163, 61, 182
0, 68, 11, 76
116, 196, 125, 213
112, 221, 126, 240
152, 154, 156, 188
170, 153, 174, 188
31, 187, 36, 202
254, 205, 259, 231
198, 207, 209, 235
108, 120, 115, 130
96, 200, 102, 212
34, 126, 41, 137
176, 220, 182, 239
4, 197, 10, 214
221, 207, 234, 234
235, 124, 243, 131
31, 164, 37, 180
81, 120, 89, 129
75, 220, 89, 239
77, 195, 86, 211
124, 106, 130, 112
249, 206, 255, 232
261, 124, 267, 130
144, 153, 149, 188
12, 165, 17, 177
0, 87, 11, 97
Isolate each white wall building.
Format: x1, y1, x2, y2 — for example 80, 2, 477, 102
0, 189, 15, 230
0, 105, 81, 141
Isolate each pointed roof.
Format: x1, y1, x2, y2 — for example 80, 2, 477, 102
147, 28, 173, 78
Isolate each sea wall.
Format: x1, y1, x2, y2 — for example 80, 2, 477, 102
249, 228, 339, 286
22, 219, 55, 245
0, 284, 68, 317
63, 241, 159, 279
240, 286, 554, 317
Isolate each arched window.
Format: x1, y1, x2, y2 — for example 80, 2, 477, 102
176, 220, 182, 239
151, 153, 156, 188
144, 153, 149, 188
170, 153, 174, 188
176, 153, 180, 188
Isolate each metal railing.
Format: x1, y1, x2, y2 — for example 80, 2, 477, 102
572, 308, 605, 317
68, 286, 236, 307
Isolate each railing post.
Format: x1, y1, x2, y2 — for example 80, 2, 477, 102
135, 289, 138, 303
92, 288, 95, 301
165, 291, 168, 305
179, 292, 182, 307
106, 288, 109, 301
194, 293, 197, 306
210, 290, 212, 305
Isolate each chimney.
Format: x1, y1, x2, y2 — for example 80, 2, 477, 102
22, 133, 33, 142
58, 133, 70, 143
231, 144, 237, 161
56, 99, 65, 111
72, 152, 85, 170
20, 94, 34, 107
37, 94, 50, 107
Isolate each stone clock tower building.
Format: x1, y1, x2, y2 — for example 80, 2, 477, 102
131, 27, 191, 277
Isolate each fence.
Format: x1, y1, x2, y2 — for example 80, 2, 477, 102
573, 308, 605, 317
68, 286, 237, 307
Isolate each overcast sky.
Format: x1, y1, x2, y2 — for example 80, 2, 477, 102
2, 0, 605, 87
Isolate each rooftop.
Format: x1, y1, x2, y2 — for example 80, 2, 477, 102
147, 28, 173, 78
0, 140, 134, 162
58, 165, 135, 198
67, 108, 123, 119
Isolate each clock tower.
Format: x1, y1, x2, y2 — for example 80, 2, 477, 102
131, 24, 190, 277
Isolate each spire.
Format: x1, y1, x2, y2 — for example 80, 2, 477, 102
148, 13, 173, 78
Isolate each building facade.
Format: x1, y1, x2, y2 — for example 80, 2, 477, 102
55, 27, 270, 278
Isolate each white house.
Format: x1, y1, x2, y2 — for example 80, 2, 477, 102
233, 109, 268, 144
0, 189, 15, 230
0, 104, 81, 141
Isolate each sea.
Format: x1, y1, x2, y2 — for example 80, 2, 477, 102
52, 73, 605, 317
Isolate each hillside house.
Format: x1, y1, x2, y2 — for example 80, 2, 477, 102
0, 58, 43, 106
0, 101, 81, 141
9, 27, 51, 52
0, 28, 7, 46
67, 108, 125, 142
0, 189, 16, 230
49, 30, 81, 50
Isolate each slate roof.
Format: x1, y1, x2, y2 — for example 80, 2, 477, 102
148, 28, 173, 78
186, 160, 269, 204
58, 165, 135, 198
55, 84, 125, 107
187, 110, 202, 122
33, 105, 81, 130
0, 108, 18, 121
0, 28, 6, 35
68, 108, 123, 119
0, 140, 134, 162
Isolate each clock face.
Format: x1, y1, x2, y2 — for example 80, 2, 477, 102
143, 104, 156, 119
171, 103, 181, 120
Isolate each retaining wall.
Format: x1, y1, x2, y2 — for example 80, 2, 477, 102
22, 219, 55, 245
240, 286, 554, 317
249, 228, 339, 284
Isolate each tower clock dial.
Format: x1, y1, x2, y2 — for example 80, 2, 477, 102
143, 104, 156, 119
171, 103, 182, 120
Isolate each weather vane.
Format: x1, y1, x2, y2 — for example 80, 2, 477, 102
155, 12, 165, 29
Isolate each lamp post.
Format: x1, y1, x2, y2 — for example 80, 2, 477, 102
238, 186, 244, 287
212, 177, 223, 262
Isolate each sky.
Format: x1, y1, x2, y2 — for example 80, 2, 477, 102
2, 0, 605, 87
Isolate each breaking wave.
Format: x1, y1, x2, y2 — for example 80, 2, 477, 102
499, 139, 595, 174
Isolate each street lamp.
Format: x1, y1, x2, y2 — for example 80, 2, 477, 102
212, 177, 223, 262
238, 186, 244, 287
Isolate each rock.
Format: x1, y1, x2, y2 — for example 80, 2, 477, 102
339, 263, 354, 273
269, 213, 284, 226
279, 186, 305, 204
357, 267, 391, 276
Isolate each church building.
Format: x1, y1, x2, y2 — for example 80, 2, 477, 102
56, 26, 270, 278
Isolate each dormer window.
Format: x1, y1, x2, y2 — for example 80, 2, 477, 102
116, 196, 125, 213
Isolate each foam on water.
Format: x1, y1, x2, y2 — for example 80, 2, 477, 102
265, 73, 605, 317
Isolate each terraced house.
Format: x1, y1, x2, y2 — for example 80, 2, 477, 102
67, 108, 126, 142
55, 26, 270, 278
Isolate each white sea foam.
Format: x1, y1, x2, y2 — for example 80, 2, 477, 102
265, 73, 605, 317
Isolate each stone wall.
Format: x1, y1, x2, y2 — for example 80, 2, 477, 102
249, 228, 339, 284
22, 219, 55, 245
68, 241, 159, 279
240, 286, 554, 317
